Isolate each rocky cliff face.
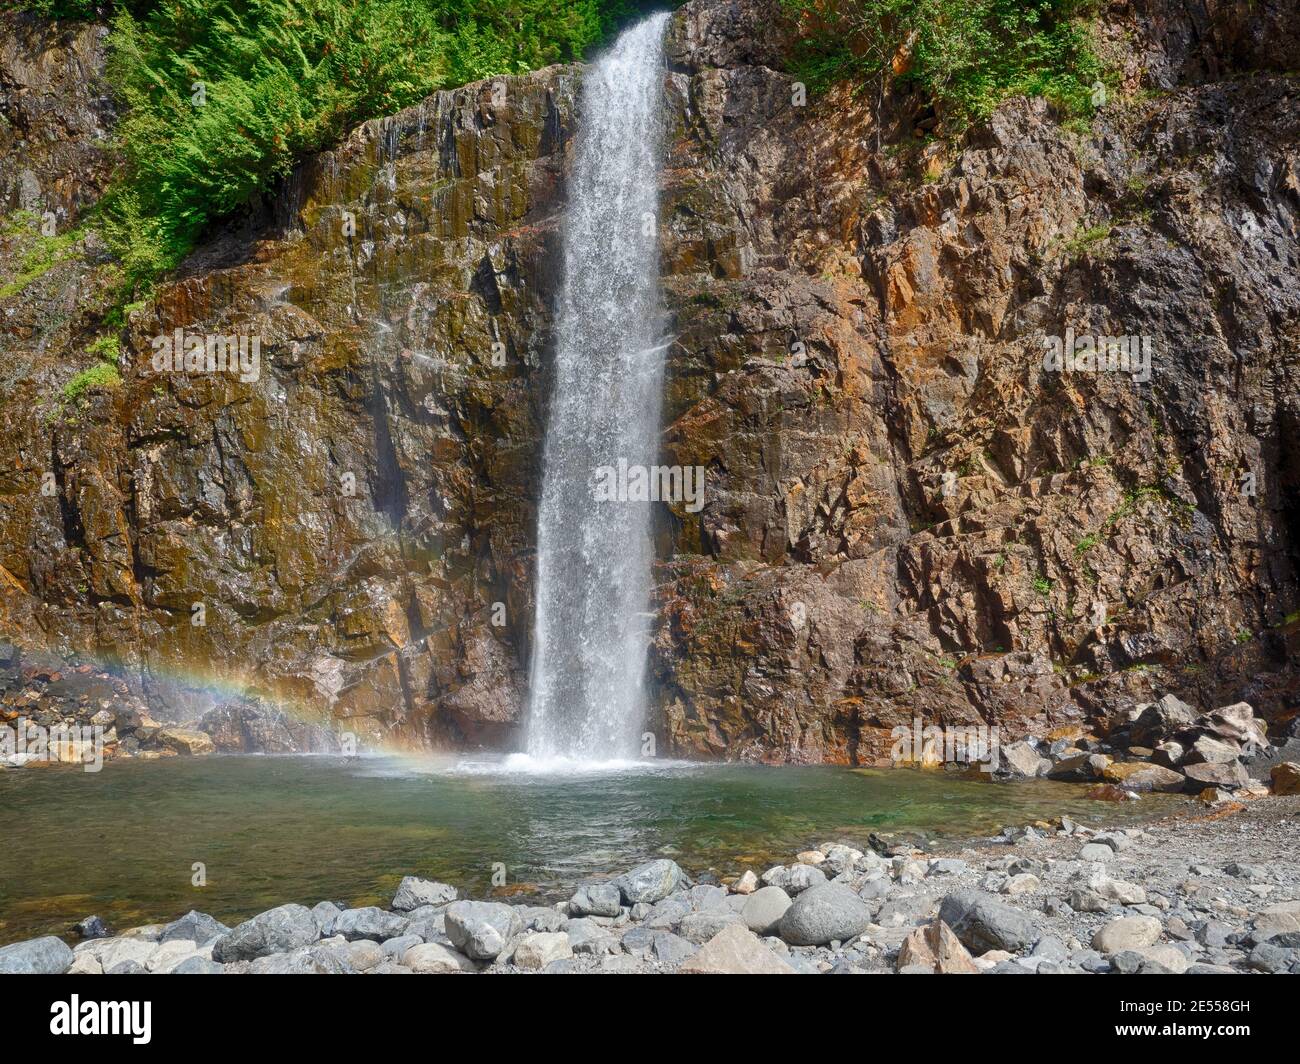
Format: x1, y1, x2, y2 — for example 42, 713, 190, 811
1, 0, 1297, 762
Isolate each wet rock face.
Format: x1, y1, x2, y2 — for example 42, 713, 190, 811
2, 0, 1299, 761
643, 0, 1300, 763
2, 60, 579, 748
0, 13, 115, 225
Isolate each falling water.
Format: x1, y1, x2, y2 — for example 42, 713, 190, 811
526, 13, 671, 762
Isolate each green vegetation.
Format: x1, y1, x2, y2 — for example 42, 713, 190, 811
1032, 573, 1052, 596
1061, 220, 1112, 258
0, 219, 85, 298
8, 0, 669, 299
62, 361, 122, 401
780, 0, 1104, 130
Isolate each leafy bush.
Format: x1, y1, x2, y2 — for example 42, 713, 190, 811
781, 0, 1104, 129
62, 361, 122, 400
4, 0, 673, 295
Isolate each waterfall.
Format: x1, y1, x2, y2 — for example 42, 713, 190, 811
526, 13, 671, 762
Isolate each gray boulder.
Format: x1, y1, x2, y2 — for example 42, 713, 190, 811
678, 909, 745, 945
212, 903, 321, 962
1183, 761, 1249, 790
72, 915, 111, 940
515, 905, 568, 933
937, 890, 1040, 953
248, 943, 355, 974
996, 740, 1050, 779
0, 936, 73, 974
779, 884, 874, 946
326, 906, 411, 942
1129, 693, 1198, 747
444, 900, 522, 960
391, 876, 456, 912
569, 882, 622, 917
613, 859, 684, 905
741, 886, 793, 935
159, 910, 229, 946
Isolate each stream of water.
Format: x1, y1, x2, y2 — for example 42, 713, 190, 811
527, 13, 671, 761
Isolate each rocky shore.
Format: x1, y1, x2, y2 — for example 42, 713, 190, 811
2, 791, 1298, 976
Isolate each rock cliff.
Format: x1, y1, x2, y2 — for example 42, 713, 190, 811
1, 0, 1297, 761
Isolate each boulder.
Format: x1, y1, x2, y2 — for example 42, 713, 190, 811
896, 918, 979, 974
212, 903, 321, 962
568, 882, 622, 917
159, 910, 229, 946
1101, 762, 1186, 792
1204, 702, 1266, 746
1129, 694, 1198, 747
1048, 753, 1111, 781
1185, 735, 1241, 765
567, 918, 621, 956
761, 863, 827, 895
1153, 741, 1185, 767
376, 935, 420, 964
444, 901, 522, 960
1092, 915, 1162, 954
391, 877, 456, 911
325, 906, 410, 942
1182, 760, 1249, 790
1001, 873, 1040, 896
248, 943, 354, 974
402, 941, 477, 972
512, 932, 573, 970
678, 909, 745, 944
741, 886, 793, 935
997, 740, 1050, 779
1073, 870, 1146, 907
937, 891, 1040, 953
156, 726, 216, 756
1126, 944, 1191, 973
612, 859, 683, 905
173, 956, 223, 974
731, 870, 759, 895
0, 936, 73, 974
73, 936, 155, 970
1270, 762, 1300, 795
778, 884, 874, 946
72, 915, 111, 940
678, 924, 796, 974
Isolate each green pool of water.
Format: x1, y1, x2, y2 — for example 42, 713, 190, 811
0, 754, 1183, 945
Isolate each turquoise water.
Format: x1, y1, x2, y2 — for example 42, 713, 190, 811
0, 754, 1181, 945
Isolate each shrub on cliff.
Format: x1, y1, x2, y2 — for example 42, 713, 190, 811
782, 0, 1104, 129
6, 0, 672, 294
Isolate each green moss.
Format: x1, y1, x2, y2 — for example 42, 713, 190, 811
0, 226, 84, 298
